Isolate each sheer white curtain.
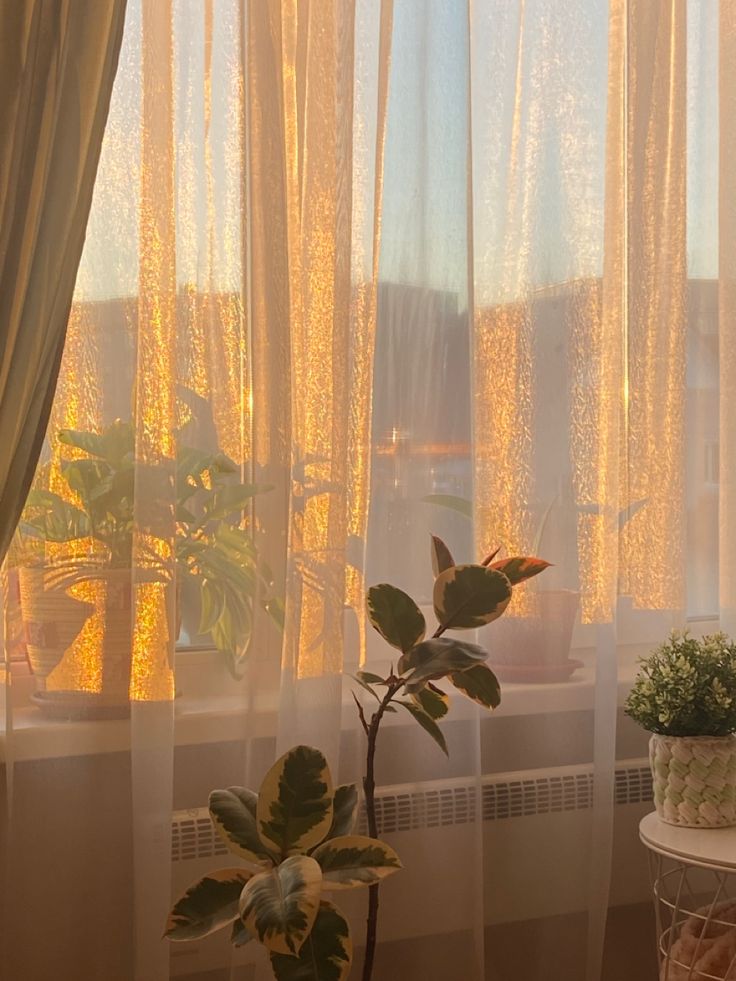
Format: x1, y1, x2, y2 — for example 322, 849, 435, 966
0, 2, 726, 981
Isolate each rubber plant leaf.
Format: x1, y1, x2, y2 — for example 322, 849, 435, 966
269, 900, 352, 981
257, 746, 334, 856
433, 564, 512, 629
366, 583, 426, 654
239, 854, 322, 955
312, 834, 402, 890
165, 868, 253, 941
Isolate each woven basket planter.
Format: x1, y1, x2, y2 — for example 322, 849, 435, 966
650, 733, 736, 828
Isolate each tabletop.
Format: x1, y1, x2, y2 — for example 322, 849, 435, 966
640, 811, 736, 873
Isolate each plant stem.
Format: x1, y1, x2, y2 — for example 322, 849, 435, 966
360, 679, 401, 981
360, 623, 449, 980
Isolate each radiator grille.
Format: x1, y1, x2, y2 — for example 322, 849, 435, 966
615, 763, 654, 806
171, 761, 653, 862
171, 811, 229, 864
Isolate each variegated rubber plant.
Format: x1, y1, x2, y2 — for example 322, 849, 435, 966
353, 534, 550, 981
165, 744, 401, 980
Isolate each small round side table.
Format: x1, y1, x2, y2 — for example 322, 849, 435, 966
640, 811, 736, 980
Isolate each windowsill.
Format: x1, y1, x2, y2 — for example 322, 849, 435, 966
0, 640, 651, 764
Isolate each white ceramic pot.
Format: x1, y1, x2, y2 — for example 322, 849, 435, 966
650, 733, 736, 828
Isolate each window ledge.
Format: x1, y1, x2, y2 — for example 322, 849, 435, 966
0, 641, 652, 763
0, 692, 281, 764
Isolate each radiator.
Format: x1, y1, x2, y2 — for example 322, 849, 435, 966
171, 759, 653, 862
169, 759, 654, 976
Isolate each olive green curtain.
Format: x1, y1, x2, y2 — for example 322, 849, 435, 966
0, 0, 127, 564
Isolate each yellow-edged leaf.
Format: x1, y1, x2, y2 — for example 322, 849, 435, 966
323, 784, 358, 841
269, 901, 352, 981
397, 700, 448, 755
230, 919, 254, 947
449, 663, 501, 709
257, 746, 333, 856
312, 834, 402, 890
165, 868, 252, 941
366, 583, 426, 653
412, 682, 449, 719
239, 854, 322, 955
398, 637, 487, 691
489, 556, 551, 586
430, 534, 455, 577
433, 564, 511, 629
209, 787, 276, 867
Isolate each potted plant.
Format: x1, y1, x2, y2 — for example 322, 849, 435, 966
421, 492, 578, 681
625, 631, 736, 828
164, 535, 548, 980
423, 490, 645, 682
17, 420, 280, 716
165, 744, 401, 981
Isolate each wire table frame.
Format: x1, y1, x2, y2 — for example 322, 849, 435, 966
640, 812, 736, 981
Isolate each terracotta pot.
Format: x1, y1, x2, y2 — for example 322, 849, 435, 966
485, 589, 581, 683
19, 566, 179, 719
19, 566, 96, 681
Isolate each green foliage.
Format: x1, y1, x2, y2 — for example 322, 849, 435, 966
399, 637, 488, 692
257, 746, 334, 856
411, 682, 449, 720
433, 564, 512, 629
430, 534, 455, 576
325, 784, 359, 840
355, 533, 549, 754
167, 745, 400, 980
396, 698, 449, 755
449, 663, 501, 709
312, 835, 402, 889
19, 420, 282, 677
269, 901, 352, 981
165, 868, 252, 941
488, 555, 552, 586
209, 787, 276, 867
625, 632, 736, 737
240, 855, 322, 955
423, 490, 647, 550
421, 494, 473, 518
351, 533, 550, 977
366, 583, 426, 653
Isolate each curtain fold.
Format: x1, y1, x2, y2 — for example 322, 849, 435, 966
0, 0, 127, 565
242, 0, 394, 765
621, 0, 687, 613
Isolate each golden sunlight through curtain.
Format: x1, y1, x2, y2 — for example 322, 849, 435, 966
2, 4, 710, 980
8, 0, 393, 727
247, 0, 393, 730
619, 0, 686, 613
130, 0, 177, 704
471, 0, 686, 624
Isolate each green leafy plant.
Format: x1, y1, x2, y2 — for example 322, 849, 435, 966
174, 444, 284, 674
165, 745, 401, 980
352, 534, 550, 980
625, 632, 736, 737
422, 492, 647, 562
19, 420, 281, 677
